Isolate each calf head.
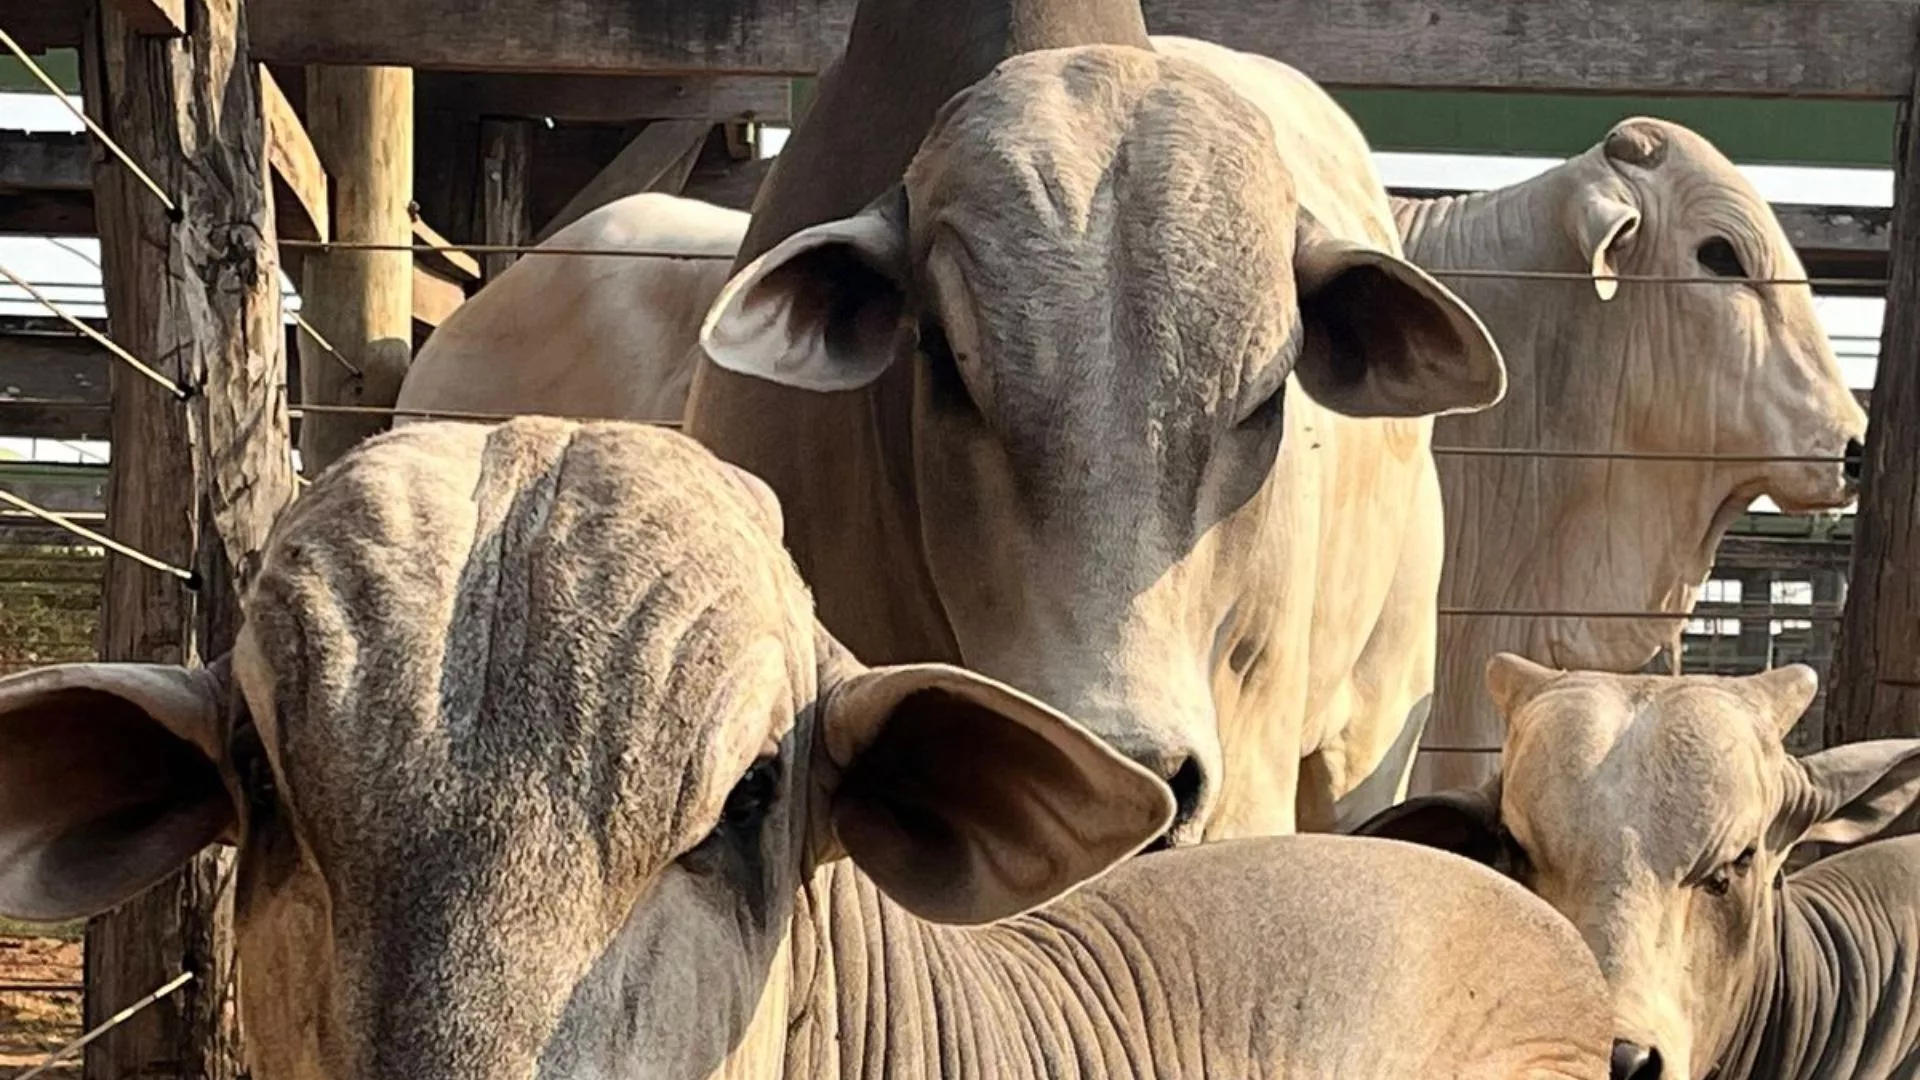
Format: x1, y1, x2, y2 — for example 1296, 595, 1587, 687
0, 418, 1173, 1080
1356, 655, 1920, 1080
1550, 117, 1865, 515
701, 44, 1503, 843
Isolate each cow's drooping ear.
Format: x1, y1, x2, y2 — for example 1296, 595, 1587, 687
0, 661, 240, 923
1347, 775, 1511, 872
1485, 652, 1564, 721
700, 186, 911, 394
815, 658, 1174, 926
1293, 215, 1507, 419
1565, 180, 1641, 301
1776, 739, 1920, 850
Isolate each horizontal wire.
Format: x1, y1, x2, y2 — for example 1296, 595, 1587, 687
16, 971, 195, 1080
1441, 606, 1842, 621
282, 239, 736, 261
0, 27, 180, 220
291, 403, 684, 428
1430, 445, 1851, 465
0, 261, 189, 399
0, 488, 195, 585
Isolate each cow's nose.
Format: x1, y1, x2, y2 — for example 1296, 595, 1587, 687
1844, 437, 1866, 486
1610, 1040, 1662, 1080
1139, 755, 1210, 852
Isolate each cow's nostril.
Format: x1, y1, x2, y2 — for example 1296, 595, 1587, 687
1609, 1040, 1662, 1080
1165, 757, 1206, 832
1844, 437, 1866, 482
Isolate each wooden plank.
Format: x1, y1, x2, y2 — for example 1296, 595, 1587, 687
477, 117, 534, 281
80, 0, 295, 1073
0, 329, 109, 402
108, 0, 186, 37
260, 66, 329, 243
4, 0, 86, 50
412, 216, 481, 282
1828, 71, 1920, 747
0, 192, 94, 235
536, 119, 711, 241
248, 0, 1920, 99
299, 64, 414, 474
418, 72, 788, 122
412, 262, 466, 330
0, 399, 110, 440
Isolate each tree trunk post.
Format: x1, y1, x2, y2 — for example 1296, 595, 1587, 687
298, 64, 413, 475
80, 0, 297, 1075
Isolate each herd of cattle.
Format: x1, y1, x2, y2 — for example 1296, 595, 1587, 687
0, 8, 1910, 1080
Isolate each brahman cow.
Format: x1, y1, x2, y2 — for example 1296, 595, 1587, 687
689, 39, 1506, 842
1395, 118, 1868, 793
0, 417, 1613, 1080
1358, 656, 1920, 1080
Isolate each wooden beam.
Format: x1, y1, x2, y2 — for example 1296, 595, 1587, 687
260, 66, 329, 243
412, 216, 481, 282
4, 0, 87, 50
249, 0, 1920, 99
683, 154, 772, 212
1828, 69, 1920, 747
0, 400, 111, 440
0, 131, 89, 193
299, 64, 414, 473
107, 0, 186, 37
81, 0, 294, 1075
0, 192, 95, 235
477, 117, 534, 281
536, 119, 711, 241
418, 72, 788, 122
0, 328, 110, 401
412, 260, 467, 331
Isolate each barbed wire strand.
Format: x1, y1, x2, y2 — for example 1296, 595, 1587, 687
1440, 605, 1843, 621
16, 971, 195, 1080
1429, 445, 1851, 465
0, 27, 180, 220
0, 487, 196, 585
275, 238, 1887, 291
0, 262, 189, 399
290, 403, 686, 428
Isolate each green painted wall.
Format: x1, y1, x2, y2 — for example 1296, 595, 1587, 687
1332, 90, 1895, 168
0, 49, 79, 94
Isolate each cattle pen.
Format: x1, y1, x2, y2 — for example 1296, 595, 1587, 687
0, 0, 1914, 1076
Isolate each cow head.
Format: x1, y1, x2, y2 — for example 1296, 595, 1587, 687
1356, 655, 1920, 1080
700, 44, 1504, 844
1555, 117, 1865, 515
0, 419, 1172, 1080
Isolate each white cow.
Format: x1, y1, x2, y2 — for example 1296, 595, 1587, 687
1398, 119, 1868, 793
0, 417, 1615, 1079
394, 192, 746, 426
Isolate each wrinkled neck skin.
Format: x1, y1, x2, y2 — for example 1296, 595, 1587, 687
733, 0, 1149, 268
1717, 852, 1920, 1080
780, 861, 1198, 1080
1399, 178, 1754, 791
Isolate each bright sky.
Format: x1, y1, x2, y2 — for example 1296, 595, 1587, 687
0, 94, 1893, 506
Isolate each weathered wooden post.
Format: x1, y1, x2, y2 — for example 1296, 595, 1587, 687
298, 64, 413, 475
477, 117, 533, 283
1828, 62, 1920, 750
79, 0, 298, 1074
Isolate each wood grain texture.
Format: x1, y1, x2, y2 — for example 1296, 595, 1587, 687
478, 117, 534, 282
298, 64, 414, 473
260, 66, 328, 243
1828, 81, 1920, 747
419, 72, 789, 122
80, 0, 295, 1075
247, 0, 1919, 98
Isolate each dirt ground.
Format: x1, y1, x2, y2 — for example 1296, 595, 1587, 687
0, 934, 81, 1080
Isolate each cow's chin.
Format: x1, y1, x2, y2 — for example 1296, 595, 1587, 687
1764, 464, 1859, 516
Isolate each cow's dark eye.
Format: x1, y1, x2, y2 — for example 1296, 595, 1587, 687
1701, 847, 1755, 897
1697, 238, 1748, 280
918, 314, 970, 402
721, 757, 781, 830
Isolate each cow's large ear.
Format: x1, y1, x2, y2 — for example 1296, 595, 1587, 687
1777, 739, 1920, 849
1564, 181, 1641, 302
816, 658, 1174, 926
0, 662, 240, 922
1293, 216, 1507, 419
1347, 777, 1509, 871
700, 187, 912, 394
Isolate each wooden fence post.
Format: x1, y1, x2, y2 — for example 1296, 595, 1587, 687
1828, 63, 1920, 750
299, 64, 413, 476
80, 0, 297, 1076
477, 117, 533, 283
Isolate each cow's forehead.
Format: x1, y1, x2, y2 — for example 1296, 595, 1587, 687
237, 420, 811, 883
1505, 679, 1780, 867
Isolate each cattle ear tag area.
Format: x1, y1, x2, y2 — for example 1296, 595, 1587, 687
1565, 187, 1640, 302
